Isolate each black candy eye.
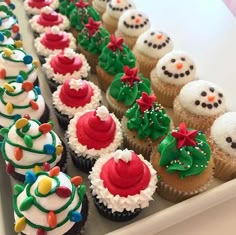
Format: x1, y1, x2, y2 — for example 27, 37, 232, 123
226, 137, 232, 143
131, 16, 135, 19
209, 87, 215, 92
171, 59, 176, 63
201, 91, 207, 96
150, 32, 155, 36
138, 14, 142, 17
219, 93, 223, 98
181, 57, 185, 61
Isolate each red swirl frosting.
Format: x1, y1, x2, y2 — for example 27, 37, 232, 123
59, 79, 93, 107
76, 110, 116, 149
100, 151, 151, 197
28, 0, 53, 9
37, 11, 63, 27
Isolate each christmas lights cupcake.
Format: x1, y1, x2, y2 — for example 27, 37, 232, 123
96, 34, 136, 92
133, 29, 174, 79
151, 122, 214, 202
77, 17, 110, 73
115, 9, 151, 49
92, 0, 108, 16
29, 6, 70, 37
53, 78, 102, 130
0, 48, 40, 86
102, 0, 135, 34
89, 149, 157, 221
67, 105, 123, 172
173, 80, 227, 131
0, 118, 67, 182
122, 92, 171, 160
43, 48, 90, 92
34, 26, 76, 64
0, 31, 22, 51
151, 51, 196, 108
106, 66, 151, 120
0, 0, 15, 11
13, 168, 88, 234
209, 112, 236, 181
69, 0, 100, 37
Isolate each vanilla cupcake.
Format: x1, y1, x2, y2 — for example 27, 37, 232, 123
133, 29, 174, 79
173, 80, 227, 131
92, 0, 108, 16
115, 9, 150, 49
151, 51, 196, 108
102, 0, 135, 34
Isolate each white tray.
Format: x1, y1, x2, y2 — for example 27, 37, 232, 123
1, 0, 236, 234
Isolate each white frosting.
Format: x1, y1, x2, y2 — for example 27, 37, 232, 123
113, 148, 132, 163
24, 0, 59, 16
42, 5, 54, 14
0, 82, 45, 127
106, 0, 135, 19
135, 28, 174, 59
14, 172, 83, 235
0, 14, 17, 31
69, 79, 82, 91
63, 48, 75, 59
67, 109, 123, 159
211, 112, 236, 157
117, 9, 150, 37
43, 52, 90, 84
92, 0, 107, 13
179, 80, 226, 116
89, 151, 157, 212
155, 51, 196, 85
3, 120, 62, 175
34, 31, 76, 57
0, 34, 15, 50
96, 105, 109, 121
52, 81, 102, 118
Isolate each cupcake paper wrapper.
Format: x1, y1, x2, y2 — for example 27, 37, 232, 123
46, 78, 60, 93
53, 106, 70, 130
96, 65, 115, 92
115, 29, 137, 49
69, 27, 79, 39
38, 55, 46, 65
102, 13, 118, 34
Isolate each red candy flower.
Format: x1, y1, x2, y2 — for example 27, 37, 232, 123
75, 0, 89, 8
136, 92, 156, 112
121, 66, 140, 86
107, 34, 123, 52
85, 17, 101, 36
172, 122, 198, 149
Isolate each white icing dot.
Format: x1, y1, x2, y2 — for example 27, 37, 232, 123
51, 26, 60, 35
42, 6, 54, 14
96, 105, 109, 121
113, 149, 132, 163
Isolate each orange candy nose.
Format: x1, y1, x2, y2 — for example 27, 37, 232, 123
208, 95, 215, 102
116, 0, 120, 3
135, 18, 141, 23
157, 34, 163, 39
176, 63, 183, 69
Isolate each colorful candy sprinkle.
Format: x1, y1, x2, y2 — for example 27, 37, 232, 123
30, 100, 39, 110
37, 228, 46, 235
0, 127, 9, 138
34, 86, 41, 95
15, 40, 23, 48
25, 171, 37, 184
0, 33, 4, 41
69, 211, 82, 222
15, 118, 29, 129
19, 196, 34, 211
33, 60, 40, 68
4, 83, 15, 92
6, 102, 13, 114
38, 176, 52, 195
39, 123, 52, 134
16, 74, 24, 83
33, 165, 42, 173
22, 81, 33, 92
12, 24, 19, 33
44, 144, 56, 155
56, 145, 63, 155
43, 162, 50, 171
71, 176, 82, 187
49, 166, 60, 177
23, 55, 33, 64
23, 134, 33, 148
14, 184, 24, 195
4, 30, 11, 38
6, 162, 14, 174
14, 217, 26, 233
14, 147, 23, 161
19, 71, 28, 80
23, 114, 31, 120
0, 68, 6, 79
56, 186, 72, 198
3, 48, 13, 57
48, 211, 57, 228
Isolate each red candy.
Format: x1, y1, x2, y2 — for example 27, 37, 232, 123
6, 163, 15, 174
71, 176, 82, 187
56, 186, 72, 198
39, 123, 52, 134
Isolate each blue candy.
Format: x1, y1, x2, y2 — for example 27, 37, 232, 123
25, 171, 37, 184
43, 144, 56, 155
23, 55, 33, 64
34, 86, 41, 95
16, 75, 24, 83
0, 33, 4, 42
69, 211, 82, 222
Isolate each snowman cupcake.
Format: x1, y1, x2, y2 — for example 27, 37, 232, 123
92, 0, 108, 16
151, 51, 196, 107
209, 112, 236, 181
115, 9, 151, 49
102, 0, 135, 34
173, 80, 227, 131
133, 29, 174, 79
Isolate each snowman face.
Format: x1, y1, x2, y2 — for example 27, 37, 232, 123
179, 80, 226, 116
118, 9, 150, 36
211, 112, 236, 157
156, 51, 195, 85
107, 0, 135, 19
135, 29, 173, 59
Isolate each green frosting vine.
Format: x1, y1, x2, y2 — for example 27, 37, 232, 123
59, 0, 78, 17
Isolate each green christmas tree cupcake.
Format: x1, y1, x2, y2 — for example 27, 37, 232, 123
59, 0, 78, 17
122, 92, 171, 160
77, 17, 110, 73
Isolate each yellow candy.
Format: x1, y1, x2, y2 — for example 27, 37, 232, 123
38, 176, 52, 195
3, 48, 13, 57
6, 102, 13, 114
33, 165, 42, 173
56, 145, 64, 156
15, 40, 23, 48
33, 60, 40, 69
14, 217, 26, 233
15, 118, 29, 129
3, 83, 15, 92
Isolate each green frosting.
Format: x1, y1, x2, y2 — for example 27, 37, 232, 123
109, 72, 151, 106
59, 0, 77, 17
158, 129, 211, 179
0, 5, 18, 33
126, 102, 171, 141
78, 26, 110, 55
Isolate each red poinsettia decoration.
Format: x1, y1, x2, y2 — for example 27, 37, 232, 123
75, 0, 89, 8
107, 34, 123, 52
172, 122, 198, 149
85, 17, 101, 36
136, 92, 156, 112
121, 66, 141, 86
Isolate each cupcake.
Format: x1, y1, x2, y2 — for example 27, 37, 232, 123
151, 51, 196, 108
122, 92, 171, 160
29, 6, 70, 37
133, 29, 174, 79
92, 0, 108, 16
106, 65, 151, 120
34, 26, 76, 64
151, 122, 214, 203
0, 47, 40, 86
13, 168, 88, 234
173, 80, 227, 131
43, 48, 90, 92
69, 0, 100, 38
77, 17, 110, 73
0, 31, 22, 51
89, 149, 157, 221
53, 78, 102, 130
96, 34, 136, 92
0, 5, 20, 40
67, 105, 123, 172
115, 9, 151, 49
24, 0, 59, 17
102, 0, 135, 34
209, 112, 236, 181
0, 118, 67, 182
0, 78, 49, 129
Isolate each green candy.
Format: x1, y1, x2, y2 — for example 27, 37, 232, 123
23, 134, 33, 148
19, 196, 34, 211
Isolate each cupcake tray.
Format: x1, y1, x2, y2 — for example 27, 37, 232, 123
1, 1, 236, 235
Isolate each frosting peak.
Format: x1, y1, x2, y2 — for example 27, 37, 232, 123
113, 148, 132, 163
96, 105, 109, 121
